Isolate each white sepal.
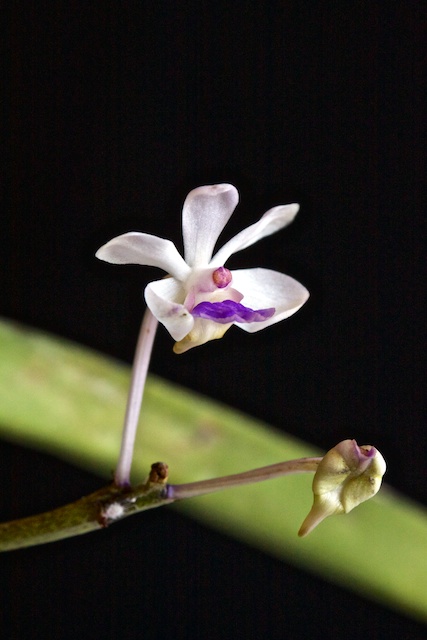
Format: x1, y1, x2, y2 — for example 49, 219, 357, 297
182, 184, 239, 268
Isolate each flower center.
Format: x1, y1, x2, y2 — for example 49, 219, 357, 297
212, 266, 232, 288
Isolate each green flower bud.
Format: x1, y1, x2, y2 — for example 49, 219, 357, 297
298, 439, 386, 537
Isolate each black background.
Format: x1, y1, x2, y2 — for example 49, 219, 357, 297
2, 3, 426, 639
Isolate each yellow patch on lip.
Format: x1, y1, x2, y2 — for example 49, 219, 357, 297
173, 320, 232, 354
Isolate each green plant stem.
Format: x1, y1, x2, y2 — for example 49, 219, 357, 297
0, 458, 319, 552
0, 468, 171, 552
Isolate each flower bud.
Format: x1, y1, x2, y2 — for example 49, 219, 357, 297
298, 439, 386, 537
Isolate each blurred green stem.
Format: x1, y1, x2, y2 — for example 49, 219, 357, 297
0, 319, 426, 622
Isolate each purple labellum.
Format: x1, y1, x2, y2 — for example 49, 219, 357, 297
192, 300, 275, 324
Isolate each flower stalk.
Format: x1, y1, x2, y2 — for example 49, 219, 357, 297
167, 457, 321, 499
114, 308, 158, 487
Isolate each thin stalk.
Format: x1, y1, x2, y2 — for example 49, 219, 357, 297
167, 457, 321, 499
114, 308, 158, 487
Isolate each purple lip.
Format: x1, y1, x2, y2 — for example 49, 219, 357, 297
192, 300, 275, 324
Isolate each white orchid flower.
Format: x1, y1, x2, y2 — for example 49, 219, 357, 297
96, 183, 309, 353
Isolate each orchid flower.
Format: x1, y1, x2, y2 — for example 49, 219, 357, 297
96, 183, 309, 353
298, 439, 387, 537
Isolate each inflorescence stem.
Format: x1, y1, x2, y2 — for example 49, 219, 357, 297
114, 308, 158, 487
0, 457, 322, 551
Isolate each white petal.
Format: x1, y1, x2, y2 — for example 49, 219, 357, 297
145, 278, 194, 341
96, 232, 190, 281
230, 267, 309, 332
211, 204, 299, 266
182, 184, 239, 267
